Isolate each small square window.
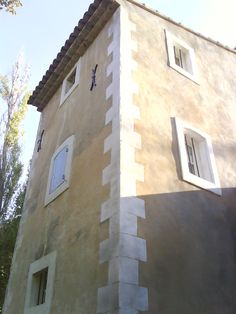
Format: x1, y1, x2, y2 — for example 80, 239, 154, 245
24, 252, 56, 314
60, 60, 80, 105
45, 135, 74, 206
175, 118, 221, 195
165, 30, 198, 82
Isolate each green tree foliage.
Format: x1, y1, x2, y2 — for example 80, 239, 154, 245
0, 179, 27, 313
0, 56, 29, 312
0, 55, 29, 221
0, 218, 20, 313
0, 0, 22, 14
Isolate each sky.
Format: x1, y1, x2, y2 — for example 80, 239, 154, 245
0, 0, 236, 176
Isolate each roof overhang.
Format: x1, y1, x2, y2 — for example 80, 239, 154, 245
28, 0, 119, 111
29, 0, 236, 112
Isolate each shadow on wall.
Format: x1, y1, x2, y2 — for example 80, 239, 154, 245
136, 187, 236, 314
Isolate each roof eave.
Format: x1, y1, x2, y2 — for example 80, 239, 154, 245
28, 0, 119, 111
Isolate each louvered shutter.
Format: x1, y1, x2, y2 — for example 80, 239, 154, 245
49, 146, 68, 193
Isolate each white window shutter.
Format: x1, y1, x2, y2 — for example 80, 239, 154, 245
49, 146, 68, 193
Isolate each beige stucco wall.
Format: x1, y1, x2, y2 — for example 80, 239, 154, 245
4, 15, 113, 314
127, 3, 236, 314
5, 2, 236, 313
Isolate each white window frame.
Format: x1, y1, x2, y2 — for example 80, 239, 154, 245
60, 60, 80, 106
24, 251, 57, 314
175, 118, 221, 195
165, 30, 198, 83
45, 135, 74, 206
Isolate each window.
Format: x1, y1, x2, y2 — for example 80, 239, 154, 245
24, 252, 56, 314
60, 60, 80, 105
65, 68, 76, 94
175, 118, 221, 195
184, 133, 201, 177
49, 146, 68, 194
165, 30, 198, 82
45, 135, 74, 206
31, 268, 48, 306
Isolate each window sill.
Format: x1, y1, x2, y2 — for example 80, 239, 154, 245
44, 181, 69, 206
182, 171, 222, 196
169, 62, 199, 84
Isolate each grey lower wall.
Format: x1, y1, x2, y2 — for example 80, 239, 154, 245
127, 2, 236, 314
139, 189, 236, 314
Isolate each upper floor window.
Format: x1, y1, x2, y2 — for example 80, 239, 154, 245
45, 135, 74, 206
175, 118, 221, 195
165, 30, 198, 83
60, 60, 80, 105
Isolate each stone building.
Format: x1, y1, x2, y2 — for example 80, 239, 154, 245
3, 0, 236, 313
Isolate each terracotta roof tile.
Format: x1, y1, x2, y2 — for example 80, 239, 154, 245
29, 0, 236, 111
28, 0, 119, 111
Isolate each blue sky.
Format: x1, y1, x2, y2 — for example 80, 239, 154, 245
0, 0, 236, 176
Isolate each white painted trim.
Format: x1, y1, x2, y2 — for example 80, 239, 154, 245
165, 30, 198, 83
97, 6, 148, 313
24, 251, 57, 314
175, 117, 221, 195
60, 60, 81, 106
44, 135, 75, 206
97, 283, 148, 313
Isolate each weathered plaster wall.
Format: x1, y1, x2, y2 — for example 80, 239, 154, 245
3, 15, 113, 314
127, 2, 236, 314
5, 2, 236, 314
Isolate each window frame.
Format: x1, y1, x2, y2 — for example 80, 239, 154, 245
45, 135, 74, 206
60, 60, 80, 106
165, 30, 198, 83
175, 117, 221, 195
32, 267, 48, 306
24, 251, 57, 314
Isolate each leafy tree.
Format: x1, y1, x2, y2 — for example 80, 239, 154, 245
0, 56, 29, 312
0, 0, 22, 14
0, 181, 27, 313
0, 55, 29, 221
